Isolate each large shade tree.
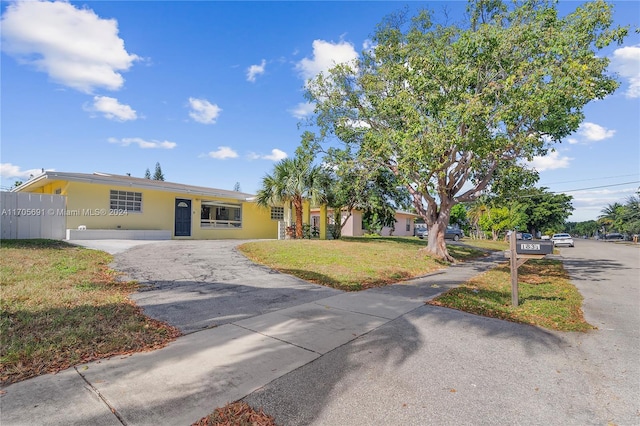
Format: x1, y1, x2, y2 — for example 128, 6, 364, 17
306, 0, 627, 261
255, 156, 324, 239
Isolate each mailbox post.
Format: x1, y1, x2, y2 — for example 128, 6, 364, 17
509, 231, 518, 307
507, 232, 554, 307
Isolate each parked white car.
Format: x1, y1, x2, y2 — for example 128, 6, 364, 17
551, 233, 574, 247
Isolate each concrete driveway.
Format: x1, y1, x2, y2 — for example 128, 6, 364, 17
110, 240, 341, 334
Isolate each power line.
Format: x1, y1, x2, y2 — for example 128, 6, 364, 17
538, 173, 639, 186
500, 180, 639, 202
559, 181, 640, 194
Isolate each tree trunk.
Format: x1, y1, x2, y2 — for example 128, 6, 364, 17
333, 210, 343, 239
293, 197, 304, 239
426, 220, 455, 262
422, 200, 455, 262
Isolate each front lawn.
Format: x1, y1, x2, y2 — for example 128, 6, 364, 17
238, 236, 486, 291
0, 240, 180, 385
459, 239, 509, 252
428, 258, 593, 332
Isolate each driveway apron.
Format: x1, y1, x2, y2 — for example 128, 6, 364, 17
112, 240, 341, 334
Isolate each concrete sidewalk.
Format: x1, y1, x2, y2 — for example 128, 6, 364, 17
0, 252, 503, 425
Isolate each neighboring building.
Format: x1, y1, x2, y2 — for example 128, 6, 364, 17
380, 211, 419, 237
310, 208, 418, 237
12, 171, 279, 240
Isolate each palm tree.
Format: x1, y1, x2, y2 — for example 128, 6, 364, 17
598, 202, 623, 233
467, 200, 489, 239
256, 157, 324, 239
621, 196, 640, 235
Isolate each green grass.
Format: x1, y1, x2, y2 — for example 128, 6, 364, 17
0, 240, 180, 385
458, 239, 509, 252
238, 236, 486, 291
428, 259, 593, 332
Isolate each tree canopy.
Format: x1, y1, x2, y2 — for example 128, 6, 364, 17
319, 156, 409, 238
305, 0, 627, 260
468, 186, 573, 239
520, 187, 573, 235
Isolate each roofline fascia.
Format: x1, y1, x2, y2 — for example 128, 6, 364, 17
10, 173, 48, 192
12, 171, 256, 201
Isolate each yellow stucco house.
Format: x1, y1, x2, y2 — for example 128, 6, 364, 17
12, 171, 282, 240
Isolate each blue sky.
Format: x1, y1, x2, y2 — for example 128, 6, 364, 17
1, 0, 638, 222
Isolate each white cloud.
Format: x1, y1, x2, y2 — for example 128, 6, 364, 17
86, 96, 137, 121
571, 187, 638, 197
568, 186, 639, 220
578, 122, 616, 142
0, 163, 50, 179
289, 102, 315, 119
188, 97, 222, 124
248, 149, 288, 161
611, 44, 640, 98
345, 118, 371, 129
207, 146, 238, 160
247, 59, 266, 82
108, 137, 176, 149
262, 149, 288, 161
567, 137, 579, 145
0, 0, 139, 93
529, 150, 572, 171
295, 39, 358, 83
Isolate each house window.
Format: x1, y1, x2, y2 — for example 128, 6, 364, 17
406, 218, 411, 232
110, 190, 142, 212
54, 188, 62, 195
201, 201, 242, 228
270, 206, 284, 220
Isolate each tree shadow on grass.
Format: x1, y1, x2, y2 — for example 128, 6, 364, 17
273, 268, 348, 290
340, 236, 428, 248
524, 295, 565, 302
0, 239, 73, 250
